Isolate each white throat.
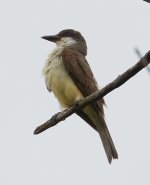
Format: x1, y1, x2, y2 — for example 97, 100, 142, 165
43, 37, 77, 76
56, 37, 77, 47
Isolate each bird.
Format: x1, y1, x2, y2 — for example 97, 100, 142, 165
41, 29, 118, 163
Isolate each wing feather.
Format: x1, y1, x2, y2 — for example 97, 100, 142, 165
62, 48, 118, 162
62, 48, 105, 116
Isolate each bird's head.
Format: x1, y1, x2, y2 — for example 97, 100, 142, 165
42, 29, 87, 55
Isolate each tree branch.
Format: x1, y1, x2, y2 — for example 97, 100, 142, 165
143, 0, 150, 3
34, 50, 150, 135
134, 48, 150, 74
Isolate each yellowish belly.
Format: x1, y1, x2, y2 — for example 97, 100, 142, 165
44, 58, 83, 109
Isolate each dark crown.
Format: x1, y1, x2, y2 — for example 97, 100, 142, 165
58, 29, 85, 42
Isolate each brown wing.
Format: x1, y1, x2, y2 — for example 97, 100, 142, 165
62, 48, 118, 162
62, 48, 105, 128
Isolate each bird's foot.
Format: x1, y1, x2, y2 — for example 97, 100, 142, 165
74, 98, 83, 110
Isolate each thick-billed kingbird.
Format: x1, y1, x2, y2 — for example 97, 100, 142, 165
41, 29, 118, 163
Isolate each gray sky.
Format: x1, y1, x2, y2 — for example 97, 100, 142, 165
0, 0, 150, 184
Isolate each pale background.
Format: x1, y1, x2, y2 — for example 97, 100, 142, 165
0, 0, 150, 185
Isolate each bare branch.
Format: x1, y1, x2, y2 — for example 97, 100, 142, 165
34, 50, 150, 135
134, 48, 150, 74
143, 0, 150, 3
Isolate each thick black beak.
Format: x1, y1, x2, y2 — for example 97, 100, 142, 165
41, 35, 60, 42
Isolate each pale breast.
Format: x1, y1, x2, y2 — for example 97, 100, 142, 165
43, 53, 83, 109
46, 57, 69, 93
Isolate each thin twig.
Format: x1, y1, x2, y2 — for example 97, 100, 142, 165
34, 50, 150, 135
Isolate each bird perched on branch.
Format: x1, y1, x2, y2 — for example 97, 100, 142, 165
42, 29, 118, 163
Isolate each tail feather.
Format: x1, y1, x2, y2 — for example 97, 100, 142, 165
99, 128, 118, 163
97, 114, 118, 163
81, 106, 118, 163
79, 106, 118, 163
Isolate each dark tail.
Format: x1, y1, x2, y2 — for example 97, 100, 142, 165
76, 109, 118, 163
98, 116, 118, 163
